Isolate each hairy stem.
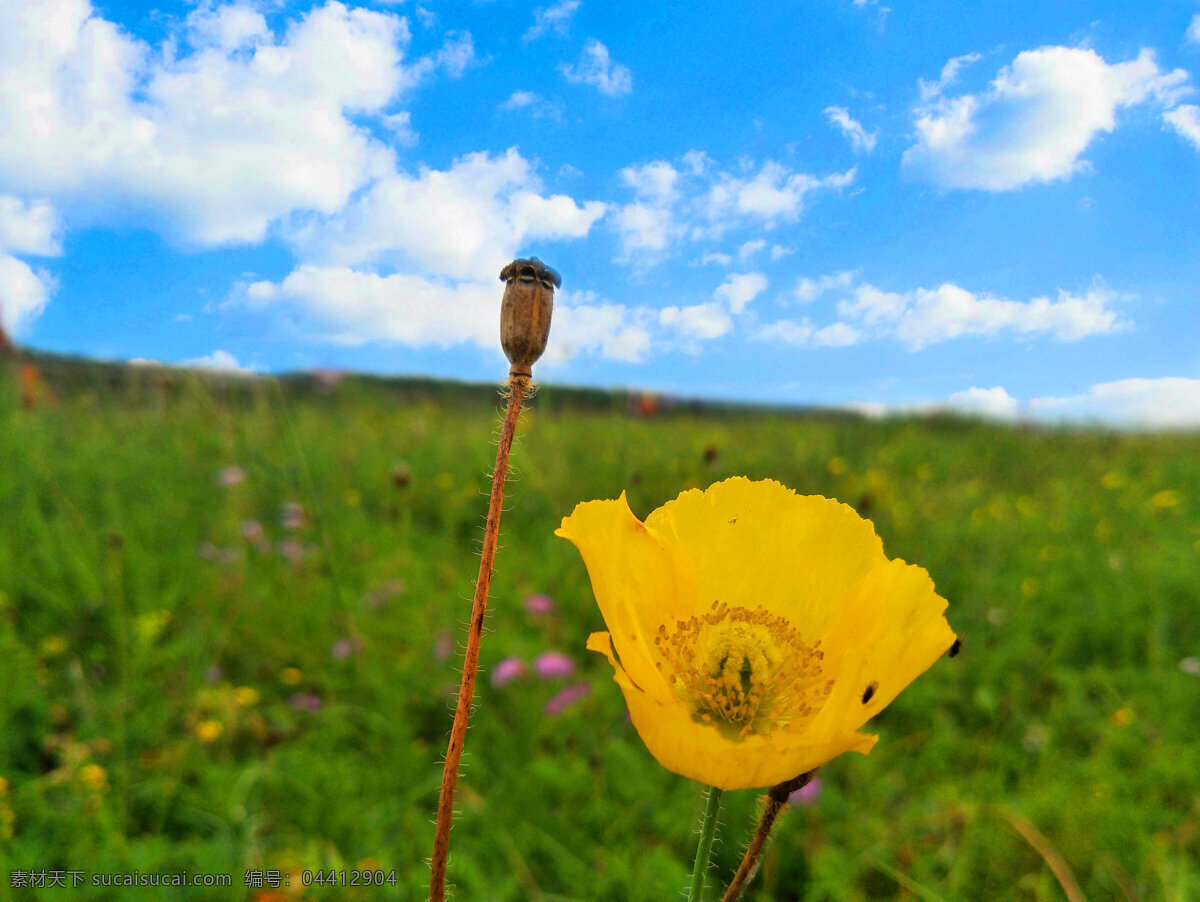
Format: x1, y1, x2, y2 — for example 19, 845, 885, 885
429, 371, 529, 902
688, 787, 725, 902
721, 772, 814, 902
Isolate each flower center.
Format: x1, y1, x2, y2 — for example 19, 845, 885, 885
654, 601, 831, 740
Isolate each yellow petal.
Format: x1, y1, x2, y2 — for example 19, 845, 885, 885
557, 494, 693, 701
817, 557, 956, 733
610, 660, 877, 790
646, 477, 885, 635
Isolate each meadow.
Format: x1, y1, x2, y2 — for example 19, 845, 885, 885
2, 352, 1198, 901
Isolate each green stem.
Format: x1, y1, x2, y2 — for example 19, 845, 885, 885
688, 786, 724, 902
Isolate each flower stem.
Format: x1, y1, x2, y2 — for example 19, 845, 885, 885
688, 786, 724, 902
429, 370, 530, 902
720, 771, 814, 902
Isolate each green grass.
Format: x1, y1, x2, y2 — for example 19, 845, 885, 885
2, 354, 1198, 901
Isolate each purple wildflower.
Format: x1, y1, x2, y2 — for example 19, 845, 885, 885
491, 657, 529, 688
331, 638, 362, 660
280, 502, 307, 530
289, 692, 322, 712
545, 681, 591, 716
534, 651, 575, 681
524, 594, 555, 616
277, 539, 304, 564
216, 466, 245, 487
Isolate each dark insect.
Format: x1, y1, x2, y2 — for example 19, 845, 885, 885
949, 637, 962, 658
861, 681, 878, 704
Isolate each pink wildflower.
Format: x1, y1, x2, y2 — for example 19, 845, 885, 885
491, 657, 529, 688
534, 651, 575, 680
545, 681, 591, 716
216, 466, 245, 487
524, 594, 555, 616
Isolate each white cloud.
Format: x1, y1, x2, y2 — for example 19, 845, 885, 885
837, 280, 1124, 349
184, 349, 255, 373
0, 196, 62, 256
699, 162, 855, 235
842, 386, 1018, 421
548, 291, 652, 363
794, 270, 857, 303
0, 1, 484, 248
499, 90, 563, 120
1164, 105, 1200, 151
523, 0, 580, 43
823, 106, 877, 153
1189, 14, 1200, 45
904, 46, 1192, 190
737, 238, 766, 260
946, 386, 1019, 419
659, 302, 733, 341
0, 254, 54, 336
769, 244, 793, 260
756, 319, 860, 347
714, 272, 767, 313
285, 147, 606, 282
561, 39, 632, 96
850, 379, 1200, 429
917, 52, 981, 102
612, 155, 854, 261
697, 251, 733, 266
760, 272, 1125, 350
1030, 377, 1200, 428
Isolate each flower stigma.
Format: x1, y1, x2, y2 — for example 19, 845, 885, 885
654, 601, 831, 741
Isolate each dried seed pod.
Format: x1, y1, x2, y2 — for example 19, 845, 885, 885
499, 257, 560, 373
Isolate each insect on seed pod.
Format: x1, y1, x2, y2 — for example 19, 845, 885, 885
499, 257, 560, 374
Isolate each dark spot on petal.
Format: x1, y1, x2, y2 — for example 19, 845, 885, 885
861, 681, 877, 704
729, 517, 737, 524
949, 637, 962, 658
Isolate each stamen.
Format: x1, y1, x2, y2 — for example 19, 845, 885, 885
654, 601, 830, 741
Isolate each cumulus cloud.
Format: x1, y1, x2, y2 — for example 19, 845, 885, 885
184, 349, 255, 373
499, 91, 563, 120
757, 319, 860, 347
837, 280, 1125, 349
612, 154, 855, 261
1030, 378, 1200, 429
561, 40, 632, 96
523, 0, 580, 43
231, 266, 651, 364
843, 386, 1019, 421
0, 196, 61, 257
714, 272, 767, 313
793, 270, 856, 303
1189, 14, 1200, 45
659, 302, 733, 341
0, 1, 446, 245
917, 52, 981, 102
823, 106, 877, 153
0, 254, 54, 336
757, 272, 1125, 350
1164, 105, 1200, 151
904, 46, 1191, 190
285, 147, 606, 281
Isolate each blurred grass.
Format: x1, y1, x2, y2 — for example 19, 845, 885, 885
1, 352, 1198, 901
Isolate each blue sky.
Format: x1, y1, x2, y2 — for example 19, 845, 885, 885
1, 0, 1199, 425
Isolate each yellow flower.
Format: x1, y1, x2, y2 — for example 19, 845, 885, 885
280, 667, 303, 685
195, 719, 223, 743
557, 477, 955, 790
79, 764, 107, 791
234, 687, 261, 708
1149, 490, 1180, 510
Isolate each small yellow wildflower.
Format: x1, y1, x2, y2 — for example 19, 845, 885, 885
1110, 707, 1134, 728
1021, 578, 1040, 599
1100, 471, 1126, 490
234, 687, 261, 708
826, 457, 847, 476
195, 719, 223, 743
41, 635, 67, 656
557, 477, 955, 790
280, 667, 303, 685
1149, 490, 1180, 510
79, 764, 107, 791
0, 776, 8, 796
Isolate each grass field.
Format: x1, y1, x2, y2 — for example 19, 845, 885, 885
2, 353, 1199, 901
